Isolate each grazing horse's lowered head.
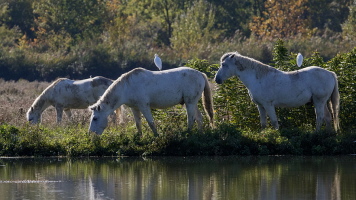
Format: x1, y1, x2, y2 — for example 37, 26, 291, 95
89, 101, 113, 134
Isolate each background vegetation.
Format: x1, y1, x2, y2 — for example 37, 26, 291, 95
0, 0, 355, 156
0, 0, 355, 81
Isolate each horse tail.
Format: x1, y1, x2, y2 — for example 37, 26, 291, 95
329, 73, 340, 131
202, 73, 214, 127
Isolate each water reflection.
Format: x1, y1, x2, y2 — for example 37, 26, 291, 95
0, 156, 355, 200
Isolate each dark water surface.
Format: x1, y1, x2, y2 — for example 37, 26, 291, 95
0, 156, 355, 200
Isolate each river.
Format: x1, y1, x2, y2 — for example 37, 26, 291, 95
0, 156, 355, 200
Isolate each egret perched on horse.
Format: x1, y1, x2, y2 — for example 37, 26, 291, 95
26, 76, 122, 124
88, 67, 214, 135
214, 52, 339, 132
154, 54, 162, 70
297, 53, 303, 67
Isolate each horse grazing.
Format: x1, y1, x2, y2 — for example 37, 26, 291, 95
215, 52, 340, 131
27, 76, 116, 124
89, 67, 214, 135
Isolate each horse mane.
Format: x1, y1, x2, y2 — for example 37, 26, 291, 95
116, 68, 146, 84
223, 52, 277, 78
92, 68, 147, 109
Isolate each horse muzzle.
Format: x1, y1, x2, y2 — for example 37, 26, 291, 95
215, 76, 223, 84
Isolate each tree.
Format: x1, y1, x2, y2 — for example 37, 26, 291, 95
208, 0, 266, 38
171, 0, 221, 58
150, 0, 193, 46
32, 0, 108, 42
307, 0, 351, 33
0, 0, 36, 39
249, 0, 311, 39
342, 1, 356, 38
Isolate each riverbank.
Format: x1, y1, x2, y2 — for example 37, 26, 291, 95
1, 123, 355, 157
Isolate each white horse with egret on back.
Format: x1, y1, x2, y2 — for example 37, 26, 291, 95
26, 76, 121, 124
214, 52, 340, 132
88, 67, 214, 135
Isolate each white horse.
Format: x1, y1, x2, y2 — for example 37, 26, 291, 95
214, 52, 340, 131
27, 76, 119, 124
89, 67, 214, 135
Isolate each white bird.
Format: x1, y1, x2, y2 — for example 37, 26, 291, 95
154, 54, 162, 70
297, 53, 303, 67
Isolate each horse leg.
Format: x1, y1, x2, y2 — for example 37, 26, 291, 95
109, 111, 117, 125
194, 107, 203, 131
138, 106, 158, 136
264, 105, 279, 129
55, 106, 64, 123
109, 107, 121, 125
64, 109, 72, 121
257, 105, 267, 129
113, 106, 125, 125
185, 103, 197, 131
313, 101, 326, 132
324, 104, 332, 131
131, 107, 142, 134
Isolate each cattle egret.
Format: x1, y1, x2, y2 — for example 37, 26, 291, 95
154, 54, 162, 70
297, 53, 303, 67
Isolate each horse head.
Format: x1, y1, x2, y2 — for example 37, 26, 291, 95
88, 103, 111, 135
26, 106, 41, 124
215, 53, 238, 84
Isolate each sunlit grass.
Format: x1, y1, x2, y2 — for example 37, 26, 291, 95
1, 121, 356, 157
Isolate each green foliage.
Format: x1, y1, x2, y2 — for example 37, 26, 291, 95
3, 0, 36, 38
272, 39, 291, 69
33, 0, 108, 41
1, 123, 356, 156
208, 0, 264, 37
326, 48, 356, 130
186, 58, 261, 130
0, 124, 20, 156
342, 1, 356, 37
308, 0, 351, 33
171, 0, 221, 59
0, 0, 355, 80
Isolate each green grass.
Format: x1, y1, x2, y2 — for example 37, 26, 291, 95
1, 123, 355, 157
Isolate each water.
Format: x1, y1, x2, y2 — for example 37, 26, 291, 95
0, 156, 355, 200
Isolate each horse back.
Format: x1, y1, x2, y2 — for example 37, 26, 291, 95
91, 76, 113, 88
297, 67, 337, 90
118, 67, 206, 108
121, 67, 205, 90
50, 77, 111, 107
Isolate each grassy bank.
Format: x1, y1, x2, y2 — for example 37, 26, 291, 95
1, 123, 356, 157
